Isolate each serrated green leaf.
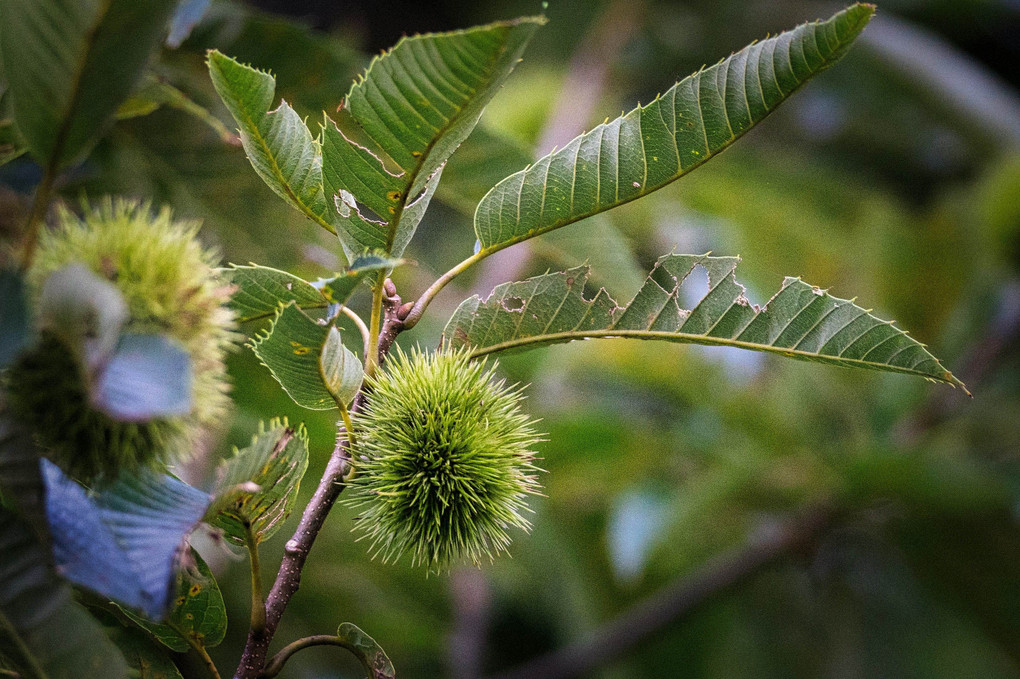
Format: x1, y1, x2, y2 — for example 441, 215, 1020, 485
223, 264, 328, 323
250, 303, 348, 410
207, 50, 334, 233
0, 508, 131, 679
321, 327, 363, 408
312, 251, 405, 305
472, 4, 874, 254
335, 622, 395, 679
443, 254, 966, 390
0, 0, 177, 167
206, 419, 309, 545
121, 550, 226, 653
320, 17, 543, 258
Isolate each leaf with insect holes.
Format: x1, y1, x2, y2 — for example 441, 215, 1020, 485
473, 5, 874, 255
444, 254, 966, 391
250, 303, 362, 410
320, 17, 543, 258
205, 419, 309, 545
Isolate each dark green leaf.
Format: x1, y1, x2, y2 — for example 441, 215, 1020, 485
104, 623, 184, 679
115, 73, 236, 144
0, 117, 27, 167
206, 419, 309, 545
0, 0, 177, 167
121, 549, 226, 653
443, 254, 965, 390
250, 303, 356, 410
0, 508, 130, 679
472, 4, 874, 254
0, 410, 42, 521
42, 461, 211, 618
0, 269, 30, 369
320, 16, 544, 258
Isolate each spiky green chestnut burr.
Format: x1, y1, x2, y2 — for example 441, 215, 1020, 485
6, 198, 236, 479
345, 348, 542, 571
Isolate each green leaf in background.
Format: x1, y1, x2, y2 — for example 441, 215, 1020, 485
0, 508, 131, 679
122, 549, 227, 653
444, 253, 965, 389
0, 411, 42, 520
42, 460, 211, 619
335, 622, 395, 679
0, 270, 30, 369
104, 623, 184, 679
250, 302, 357, 409
0, 0, 177, 168
0, 117, 26, 167
472, 4, 874, 254
320, 16, 544, 258
320, 327, 363, 408
206, 50, 334, 232
115, 73, 237, 145
206, 419, 309, 545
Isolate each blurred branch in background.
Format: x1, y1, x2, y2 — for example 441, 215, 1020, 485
488, 506, 836, 679
860, 12, 1020, 150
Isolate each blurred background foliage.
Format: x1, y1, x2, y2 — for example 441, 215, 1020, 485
2, 0, 1019, 677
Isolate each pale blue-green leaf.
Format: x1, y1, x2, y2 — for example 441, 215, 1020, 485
92, 334, 192, 422
206, 419, 309, 545
167, 0, 210, 48
443, 254, 966, 390
42, 460, 211, 619
0, 0, 177, 167
473, 5, 875, 253
0, 508, 131, 679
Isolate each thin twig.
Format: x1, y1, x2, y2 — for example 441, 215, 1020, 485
402, 251, 485, 330
172, 621, 222, 679
486, 507, 835, 679
261, 635, 361, 678
339, 305, 371, 360
233, 291, 406, 679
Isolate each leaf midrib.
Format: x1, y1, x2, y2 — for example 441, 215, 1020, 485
464, 328, 962, 387
382, 28, 514, 252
